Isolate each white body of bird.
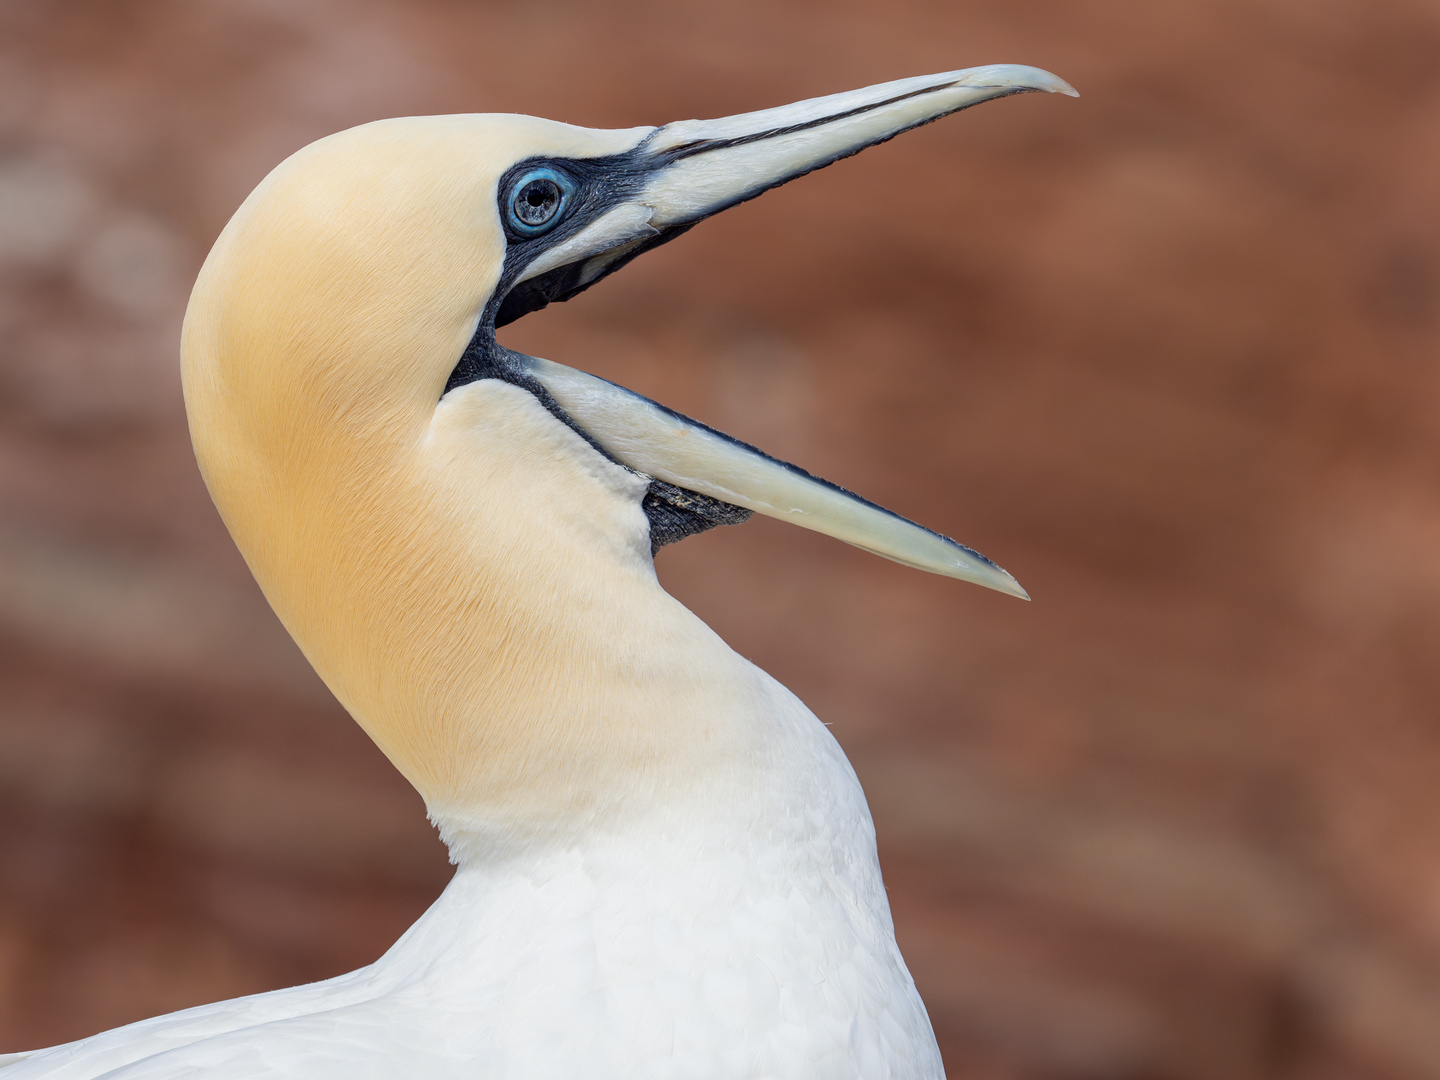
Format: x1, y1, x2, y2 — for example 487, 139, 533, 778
1, 65, 1074, 1079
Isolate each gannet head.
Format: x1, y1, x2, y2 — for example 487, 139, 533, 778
181, 66, 1075, 856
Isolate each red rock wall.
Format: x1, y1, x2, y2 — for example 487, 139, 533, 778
1, 1, 1439, 1076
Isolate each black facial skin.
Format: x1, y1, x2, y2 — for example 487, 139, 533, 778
447, 79, 1032, 394
444, 151, 751, 553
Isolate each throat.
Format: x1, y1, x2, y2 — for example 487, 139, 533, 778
425, 647, 869, 875
642, 479, 751, 550
444, 332, 751, 553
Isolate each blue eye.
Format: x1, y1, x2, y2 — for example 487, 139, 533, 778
506, 167, 572, 237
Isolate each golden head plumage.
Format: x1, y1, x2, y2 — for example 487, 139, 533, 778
181, 68, 1075, 856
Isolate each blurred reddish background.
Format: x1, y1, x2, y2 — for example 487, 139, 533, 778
2, 1, 1439, 1076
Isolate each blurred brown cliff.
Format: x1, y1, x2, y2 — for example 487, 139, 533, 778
2, 1, 1440, 1077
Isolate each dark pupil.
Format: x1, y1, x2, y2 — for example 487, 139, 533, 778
514, 179, 561, 226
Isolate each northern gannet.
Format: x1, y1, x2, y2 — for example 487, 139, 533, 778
4, 65, 1074, 1079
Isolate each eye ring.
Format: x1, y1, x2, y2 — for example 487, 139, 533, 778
506, 167, 573, 237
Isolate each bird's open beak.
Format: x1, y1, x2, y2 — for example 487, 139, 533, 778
496, 65, 1077, 597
